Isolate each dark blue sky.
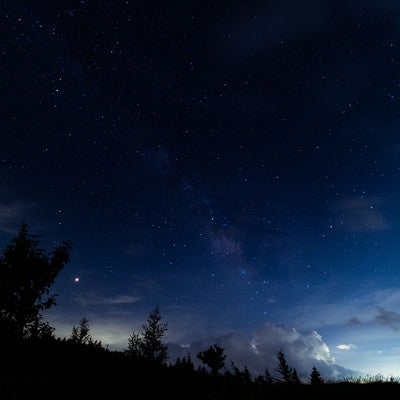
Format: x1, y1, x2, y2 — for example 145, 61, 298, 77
2, 0, 400, 378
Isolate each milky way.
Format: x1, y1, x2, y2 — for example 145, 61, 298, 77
2, 0, 400, 378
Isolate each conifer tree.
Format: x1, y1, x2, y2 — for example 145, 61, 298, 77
242, 365, 252, 384
173, 353, 195, 376
291, 368, 301, 384
126, 307, 168, 364
70, 317, 103, 348
255, 367, 274, 385
70, 317, 92, 345
181, 354, 194, 371
310, 366, 324, 384
140, 306, 168, 363
275, 350, 293, 383
126, 330, 143, 359
264, 367, 273, 383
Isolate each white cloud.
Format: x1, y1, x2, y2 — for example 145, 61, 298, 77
168, 322, 359, 381
337, 344, 356, 350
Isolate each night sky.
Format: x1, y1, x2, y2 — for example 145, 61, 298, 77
2, 0, 400, 379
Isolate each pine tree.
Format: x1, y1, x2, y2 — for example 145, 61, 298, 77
255, 367, 274, 384
291, 368, 301, 384
173, 354, 195, 376
125, 329, 143, 359
264, 367, 273, 383
231, 361, 242, 382
242, 365, 252, 384
125, 307, 168, 364
310, 366, 324, 384
230, 361, 253, 383
140, 306, 168, 363
70, 317, 93, 345
181, 354, 194, 371
275, 350, 293, 383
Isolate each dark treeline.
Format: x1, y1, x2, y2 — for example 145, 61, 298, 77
2, 224, 400, 399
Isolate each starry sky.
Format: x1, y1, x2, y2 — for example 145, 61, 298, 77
2, 0, 400, 379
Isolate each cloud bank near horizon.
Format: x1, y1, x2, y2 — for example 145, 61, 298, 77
45, 286, 400, 379
168, 322, 360, 381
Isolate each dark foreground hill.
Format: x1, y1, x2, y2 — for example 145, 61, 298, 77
4, 376, 400, 400
1, 339, 400, 400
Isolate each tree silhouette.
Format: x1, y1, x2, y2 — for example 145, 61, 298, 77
0, 223, 72, 341
225, 361, 253, 383
126, 329, 143, 360
229, 361, 252, 383
310, 366, 324, 384
126, 307, 168, 364
141, 306, 168, 363
25, 319, 55, 341
197, 344, 226, 376
255, 368, 273, 385
69, 317, 103, 350
70, 317, 92, 345
291, 368, 301, 384
173, 354, 195, 377
275, 350, 293, 383
264, 367, 273, 384
182, 353, 194, 370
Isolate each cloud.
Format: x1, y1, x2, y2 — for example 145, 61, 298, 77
372, 288, 400, 309
0, 200, 33, 234
168, 322, 359, 381
102, 295, 141, 305
287, 287, 400, 332
336, 344, 356, 350
76, 293, 140, 306
347, 317, 362, 326
337, 290, 400, 331
375, 307, 400, 331
334, 197, 388, 232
